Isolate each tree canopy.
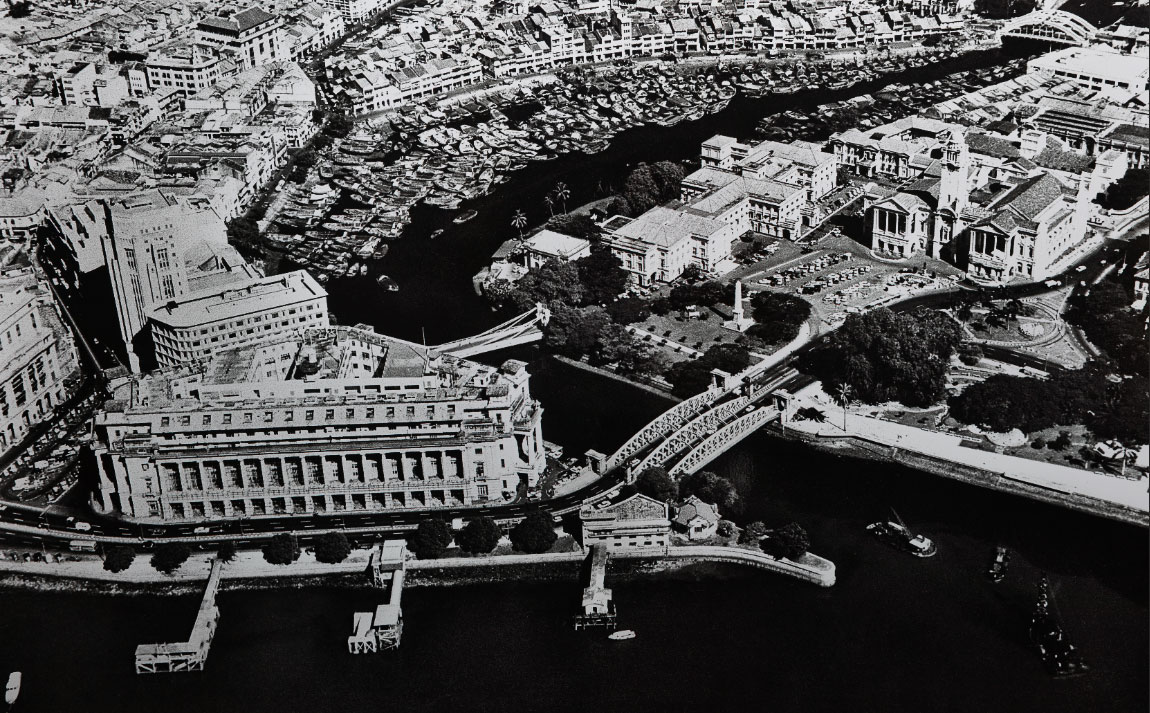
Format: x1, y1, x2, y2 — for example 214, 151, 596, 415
635, 466, 678, 502
1094, 167, 1149, 211
679, 470, 740, 513
314, 531, 352, 564
411, 518, 453, 559
748, 291, 811, 346
666, 343, 753, 398
150, 542, 192, 574
611, 161, 687, 216
799, 308, 962, 407
1065, 280, 1147, 377
510, 510, 558, 553
458, 516, 502, 554
217, 541, 237, 563
761, 522, 810, 560
949, 365, 1148, 444
577, 245, 630, 305
262, 533, 300, 565
103, 545, 135, 573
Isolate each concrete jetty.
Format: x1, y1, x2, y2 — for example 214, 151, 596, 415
134, 559, 223, 673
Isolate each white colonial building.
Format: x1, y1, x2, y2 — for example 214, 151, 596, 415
92, 327, 547, 522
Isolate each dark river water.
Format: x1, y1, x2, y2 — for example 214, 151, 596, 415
2, 27, 1147, 713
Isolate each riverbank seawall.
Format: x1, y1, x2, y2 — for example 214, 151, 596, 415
765, 422, 1148, 527
0, 543, 834, 594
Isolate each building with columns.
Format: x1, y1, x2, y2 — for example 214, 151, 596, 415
92, 326, 547, 522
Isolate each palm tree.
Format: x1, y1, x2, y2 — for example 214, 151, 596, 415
543, 194, 554, 218
511, 210, 527, 238
554, 182, 570, 214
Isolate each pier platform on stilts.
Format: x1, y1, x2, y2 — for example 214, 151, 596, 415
135, 559, 223, 673
574, 545, 616, 630
348, 542, 406, 653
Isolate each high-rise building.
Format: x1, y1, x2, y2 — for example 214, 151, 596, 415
100, 191, 231, 371
92, 326, 547, 522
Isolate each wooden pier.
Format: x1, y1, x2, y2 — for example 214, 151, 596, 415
134, 560, 222, 674
574, 545, 616, 630
348, 542, 405, 653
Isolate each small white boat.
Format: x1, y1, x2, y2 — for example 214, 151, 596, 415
6, 671, 21, 706
608, 630, 636, 641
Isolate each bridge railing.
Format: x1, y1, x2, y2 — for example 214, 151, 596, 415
629, 396, 750, 476
669, 406, 779, 477
605, 387, 725, 473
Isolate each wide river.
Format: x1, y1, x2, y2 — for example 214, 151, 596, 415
1, 36, 1146, 713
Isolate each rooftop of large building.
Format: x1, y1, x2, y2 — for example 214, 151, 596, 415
148, 269, 326, 329
103, 326, 530, 412
198, 7, 279, 35
609, 205, 728, 250
1029, 46, 1150, 87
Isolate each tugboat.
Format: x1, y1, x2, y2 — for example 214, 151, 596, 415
1029, 574, 1089, 677
453, 209, 478, 224
608, 630, 636, 641
987, 546, 1010, 583
866, 509, 937, 557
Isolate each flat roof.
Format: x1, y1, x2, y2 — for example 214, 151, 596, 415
149, 270, 325, 329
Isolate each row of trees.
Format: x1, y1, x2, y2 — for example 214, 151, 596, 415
409, 512, 558, 559
634, 466, 741, 513
799, 308, 963, 407
948, 365, 1148, 444
101, 533, 355, 573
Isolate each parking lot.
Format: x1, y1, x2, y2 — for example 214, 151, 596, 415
735, 235, 963, 329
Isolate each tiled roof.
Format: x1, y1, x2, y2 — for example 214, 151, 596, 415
673, 495, 720, 526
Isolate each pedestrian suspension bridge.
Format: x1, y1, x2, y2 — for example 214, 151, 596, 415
434, 303, 551, 358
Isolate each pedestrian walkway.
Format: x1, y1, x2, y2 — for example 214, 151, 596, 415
786, 393, 1148, 513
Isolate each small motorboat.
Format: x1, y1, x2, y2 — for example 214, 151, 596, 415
608, 630, 636, 641
988, 546, 1010, 584
376, 274, 399, 292
430, 228, 444, 239
453, 209, 478, 224
6, 671, 21, 706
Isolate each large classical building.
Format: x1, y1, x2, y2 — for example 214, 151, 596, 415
92, 326, 547, 521
0, 271, 81, 454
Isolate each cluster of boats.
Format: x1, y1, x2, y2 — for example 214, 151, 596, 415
266, 61, 743, 280
757, 60, 1026, 142
1030, 575, 1089, 677
729, 47, 964, 98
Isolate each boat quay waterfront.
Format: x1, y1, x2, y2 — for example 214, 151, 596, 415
0, 543, 834, 594
767, 398, 1149, 527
